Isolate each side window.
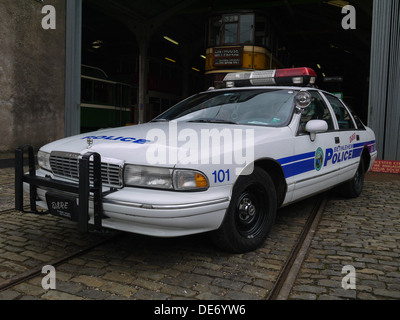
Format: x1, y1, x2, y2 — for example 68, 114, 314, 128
298, 91, 334, 134
324, 94, 356, 130
352, 114, 366, 130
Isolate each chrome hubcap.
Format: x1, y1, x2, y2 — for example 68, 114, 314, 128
238, 197, 256, 222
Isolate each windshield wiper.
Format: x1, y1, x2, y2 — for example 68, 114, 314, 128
188, 119, 237, 125
151, 119, 169, 122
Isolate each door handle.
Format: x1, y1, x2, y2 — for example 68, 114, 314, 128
335, 137, 340, 144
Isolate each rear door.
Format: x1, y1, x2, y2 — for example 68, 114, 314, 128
321, 93, 363, 183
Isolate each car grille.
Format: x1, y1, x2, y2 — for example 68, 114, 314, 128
49, 152, 123, 188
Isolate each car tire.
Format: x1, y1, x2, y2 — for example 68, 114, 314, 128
341, 159, 365, 198
210, 167, 277, 253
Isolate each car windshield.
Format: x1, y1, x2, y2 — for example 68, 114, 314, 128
152, 89, 299, 127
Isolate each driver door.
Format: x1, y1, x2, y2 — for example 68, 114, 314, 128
291, 90, 340, 201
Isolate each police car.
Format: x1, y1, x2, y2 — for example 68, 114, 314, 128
15, 67, 377, 253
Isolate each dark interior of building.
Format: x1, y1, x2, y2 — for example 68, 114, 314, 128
81, 0, 373, 127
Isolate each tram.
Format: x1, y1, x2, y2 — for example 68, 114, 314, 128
205, 11, 291, 88
80, 65, 136, 133
80, 64, 183, 131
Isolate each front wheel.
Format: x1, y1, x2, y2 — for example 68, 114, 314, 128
210, 167, 277, 253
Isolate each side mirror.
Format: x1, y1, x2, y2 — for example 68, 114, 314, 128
306, 120, 328, 142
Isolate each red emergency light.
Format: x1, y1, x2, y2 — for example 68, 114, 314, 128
223, 67, 317, 87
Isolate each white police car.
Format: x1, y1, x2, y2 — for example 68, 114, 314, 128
16, 68, 377, 253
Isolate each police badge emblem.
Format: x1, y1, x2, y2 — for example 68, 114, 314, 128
315, 147, 324, 171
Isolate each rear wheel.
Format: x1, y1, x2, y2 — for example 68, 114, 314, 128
340, 159, 365, 198
210, 167, 277, 253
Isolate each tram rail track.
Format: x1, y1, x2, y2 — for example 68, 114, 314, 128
267, 193, 328, 300
0, 230, 119, 293
0, 206, 29, 215
0, 205, 120, 294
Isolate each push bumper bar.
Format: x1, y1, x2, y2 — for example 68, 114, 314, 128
15, 145, 105, 233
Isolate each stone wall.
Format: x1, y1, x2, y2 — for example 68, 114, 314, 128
0, 0, 66, 152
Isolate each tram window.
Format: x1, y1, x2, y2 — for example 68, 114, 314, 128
209, 15, 221, 47
208, 13, 261, 46
265, 23, 271, 49
81, 78, 93, 103
240, 14, 254, 44
255, 16, 267, 46
275, 38, 280, 56
271, 36, 278, 56
223, 22, 238, 44
94, 82, 114, 106
121, 86, 134, 108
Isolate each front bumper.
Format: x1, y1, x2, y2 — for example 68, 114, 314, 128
15, 146, 230, 237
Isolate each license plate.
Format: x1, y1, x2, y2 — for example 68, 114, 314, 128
46, 193, 78, 221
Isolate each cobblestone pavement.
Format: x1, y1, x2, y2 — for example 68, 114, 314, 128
290, 173, 400, 300
0, 167, 18, 211
0, 157, 399, 300
0, 162, 312, 300
0, 207, 311, 300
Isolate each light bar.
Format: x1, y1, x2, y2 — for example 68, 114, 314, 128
223, 67, 317, 88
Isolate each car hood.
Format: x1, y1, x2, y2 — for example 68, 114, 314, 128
40, 122, 289, 168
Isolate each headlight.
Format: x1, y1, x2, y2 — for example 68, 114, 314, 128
124, 165, 174, 190
37, 150, 51, 171
124, 165, 209, 191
